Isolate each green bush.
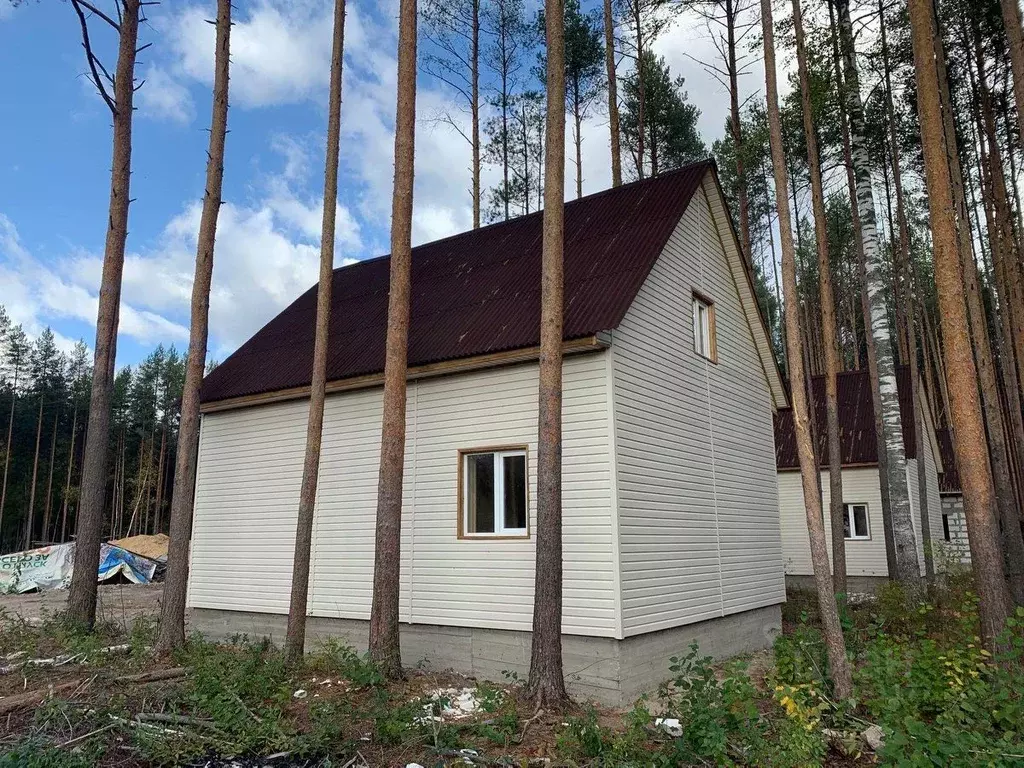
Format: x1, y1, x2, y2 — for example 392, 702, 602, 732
306, 639, 383, 688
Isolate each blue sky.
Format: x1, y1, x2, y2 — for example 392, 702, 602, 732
0, 0, 755, 368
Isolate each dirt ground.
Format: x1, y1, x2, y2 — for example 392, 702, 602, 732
0, 582, 172, 629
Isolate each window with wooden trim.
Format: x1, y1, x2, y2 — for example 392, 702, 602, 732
460, 448, 528, 538
843, 503, 870, 540
692, 293, 717, 362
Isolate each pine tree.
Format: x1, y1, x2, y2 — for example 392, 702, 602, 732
370, 0, 418, 680
761, 0, 851, 699
907, 0, 1013, 648
529, 0, 571, 711
67, 0, 143, 628
157, 0, 233, 653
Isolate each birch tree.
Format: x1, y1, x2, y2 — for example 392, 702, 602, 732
834, 0, 918, 584
66, 0, 143, 628
370, 0, 418, 679
529, 0, 570, 711
907, 0, 1013, 648
157, 0, 233, 654
762, 0, 851, 699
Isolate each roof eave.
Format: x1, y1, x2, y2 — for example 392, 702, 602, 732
199, 334, 610, 414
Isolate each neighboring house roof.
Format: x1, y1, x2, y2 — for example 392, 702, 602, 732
774, 367, 919, 470
936, 428, 960, 494
200, 160, 783, 407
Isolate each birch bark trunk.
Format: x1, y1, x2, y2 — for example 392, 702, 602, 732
835, 0, 919, 584
826, 0, 898, 577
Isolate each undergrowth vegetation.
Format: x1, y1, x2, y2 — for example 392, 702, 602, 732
2, 573, 1024, 766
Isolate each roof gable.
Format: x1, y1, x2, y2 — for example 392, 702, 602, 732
774, 367, 920, 469
200, 162, 712, 404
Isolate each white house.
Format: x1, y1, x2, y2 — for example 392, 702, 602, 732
186, 161, 788, 705
774, 368, 946, 590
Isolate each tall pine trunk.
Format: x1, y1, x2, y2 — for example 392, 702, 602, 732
25, 396, 44, 549
603, 0, 622, 186
0, 366, 19, 550
472, 0, 481, 228
953, 21, 1024, 604
43, 408, 59, 542
284, 0, 345, 665
152, 424, 166, 533
369, 0, 418, 680
1001, 0, 1024, 151
529, 0, 570, 710
156, 0, 232, 653
907, 0, 1013, 649
835, 0, 918, 583
726, 0, 751, 261
792, 0, 845, 597
61, 406, 78, 542
632, 1, 645, 179
67, 0, 141, 628
762, 0, 851, 699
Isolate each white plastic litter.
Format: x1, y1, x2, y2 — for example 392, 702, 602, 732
655, 717, 683, 737
415, 687, 482, 723
406, 764, 426, 768
292, 689, 307, 699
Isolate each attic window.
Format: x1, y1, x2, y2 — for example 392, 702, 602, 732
459, 448, 528, 538
843, 504, 870, 540
693, 292, 717, 362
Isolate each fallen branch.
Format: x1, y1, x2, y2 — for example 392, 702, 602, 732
134, 711, 225, 735
115, 667, 186, 684
1, 645, 134, 674
59, 721, 118, 748
0, 676, 94, 716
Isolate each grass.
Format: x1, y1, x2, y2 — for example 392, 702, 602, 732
1, 574, 1022, 766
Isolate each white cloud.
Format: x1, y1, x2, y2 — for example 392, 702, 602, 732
0, 214, 188, 349
1, 157, 365, 360
162, 0, 366, 109
137, 66, 196, 124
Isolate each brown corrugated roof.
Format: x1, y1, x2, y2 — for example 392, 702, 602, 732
774, 367, 917, 470
200, 161, 713, 404
936, 428, 960, 494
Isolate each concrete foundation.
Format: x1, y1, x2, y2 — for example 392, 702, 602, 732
191, 604, 782, 706
785, 574, 888, 594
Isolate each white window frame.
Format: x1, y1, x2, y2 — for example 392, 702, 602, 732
459, 447, 529, 539
692, 292, 717, 362
843, 503, 870, 540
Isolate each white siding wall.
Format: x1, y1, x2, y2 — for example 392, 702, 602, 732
188, 353, 619, 637
778, 456, 944, 578
612, 184, 785, 637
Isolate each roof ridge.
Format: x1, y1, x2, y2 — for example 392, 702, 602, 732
329, 159, 715, 275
